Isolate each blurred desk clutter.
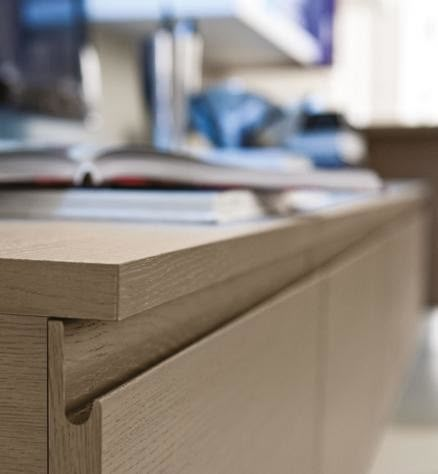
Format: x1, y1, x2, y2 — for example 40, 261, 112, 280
0, 143, 378, 190
0, 0, 379, 225
189, 83, 366, 169
0, 189, 266, 225
0, 142, 381, 224
88, 0, 331, 66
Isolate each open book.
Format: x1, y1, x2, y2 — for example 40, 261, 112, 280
0, 144, 382, 191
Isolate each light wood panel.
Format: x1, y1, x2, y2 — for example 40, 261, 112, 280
376, 211, 429, 416
0, 185, 423, 265
0, 219, 315, 321
118, 186, 425, 320
320, 211, 428, 474
310, 183, 426, 267
0, 183, 427, 473
321, 240, 384, 474
116, 221, 314, 320
0, 183, 428, 321
50, 277, 322, 474
49, 321, 101, 474
0, 314, 47, 474
63, 253, 308, 416
60, 205, 429, 420
101, 276, 322, 473
0, 259, 118, 320
47, 203, 429, 474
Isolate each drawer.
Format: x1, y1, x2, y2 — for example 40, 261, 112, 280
49, 276, 323, 474
320, 212, 427, 474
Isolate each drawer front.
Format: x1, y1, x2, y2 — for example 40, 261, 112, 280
321, 213, 427, 474
322, 240, 386, 474
48, 210, 428, 474
97, 277, 322, 474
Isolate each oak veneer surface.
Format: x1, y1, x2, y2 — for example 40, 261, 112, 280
62, 253, 308, 415
321, 212, 428, 474
0, 314, 47, 474
322, 239, 391, 474
101, 278, 321, 474
61, 201, 427, 418
44, 194, 428, 474
50, 277, 322, 474
49, 321, 101, 474
0, 184, 423, 264
0, 183, 428, 474
47, 210, 429, 474
375, 213, 428, 418
0, 184, 428, 321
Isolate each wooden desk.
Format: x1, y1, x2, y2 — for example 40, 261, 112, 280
0, 184, 430, 474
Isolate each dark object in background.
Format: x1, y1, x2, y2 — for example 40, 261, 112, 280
301, 112, 346, 130
0, 80, 9, 103
365, 126, 437, 304
0, 0, 86, 119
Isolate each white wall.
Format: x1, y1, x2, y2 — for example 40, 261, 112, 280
207, 0, 438, 127
204, 0, 374, 124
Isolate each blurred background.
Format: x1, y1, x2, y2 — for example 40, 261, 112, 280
1, 1, 438, 471
3, 0, 438, 139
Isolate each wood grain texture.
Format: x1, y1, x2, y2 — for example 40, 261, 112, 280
61, 202, 429, 419
0, 183, 428, 321
47, 203, 429, 474
376, 210, 429, 416
312, 206, 419, 266
321, 239, 389, 474
116, 219, 315, 320
49, 320, 102, 474
116, 184, 428, 319
0, 259, 118, 320
63, 253, 309, 416
0, 183, 421, 264
0, 314, 47, 474
49, 277, 322, 474
320, 212, 428, 474
99, 276, 322, 474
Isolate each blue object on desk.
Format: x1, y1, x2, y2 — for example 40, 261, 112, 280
287, 129, 366, 168
190, 83, 283, 148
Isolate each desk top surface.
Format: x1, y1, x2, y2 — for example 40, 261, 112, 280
0, 214, 298, 265
0, 183, 424, 265
0, 183, 428, 321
